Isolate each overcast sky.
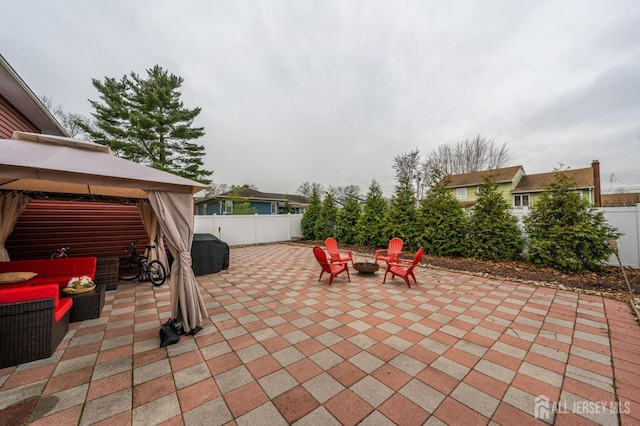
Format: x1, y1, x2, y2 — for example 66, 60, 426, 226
2, 0, 639, 196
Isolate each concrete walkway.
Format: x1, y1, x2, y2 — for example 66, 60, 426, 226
1, 244, 639, 425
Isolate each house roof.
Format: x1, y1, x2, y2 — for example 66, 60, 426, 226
224, 187, 286, 202
445, 165, 524, 188
196, 186, 309, 206
601, 192, 640, 207
278, 194, 309, 205
459, 200, 477, 209
0, 54, 67, 136
335, 194, 367, 206
512, 167, 594, 193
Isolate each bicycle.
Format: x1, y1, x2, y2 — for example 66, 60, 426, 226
119, 240, 167, 286
51, 247, 69, 259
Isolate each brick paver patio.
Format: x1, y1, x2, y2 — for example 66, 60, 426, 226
1, 244, 639, 425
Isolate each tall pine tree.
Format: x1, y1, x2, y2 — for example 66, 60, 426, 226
80, 65, 212, 183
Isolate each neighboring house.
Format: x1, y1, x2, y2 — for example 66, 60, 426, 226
445, 161, 602, 208
0, 54, 66, 138
445, 165, 525, 209
195, 186, 309, 215
511, 161, 601, 208
335, 194, 367, 208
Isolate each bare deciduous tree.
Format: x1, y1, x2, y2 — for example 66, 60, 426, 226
297, 182, 325, 198
424, 135, 510, 179
393, 149, 424, 200
393, 149, 420, 183
333, 185, 361, 198
394, 136, 510, 198
206, 182, 229, 196
41, 96, 93, 139
223, 183, 258, 194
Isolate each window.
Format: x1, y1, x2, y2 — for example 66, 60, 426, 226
456, 188, 467, 200
271, 202, 277, 214
222, 200, 233, 214
202, 203, 207, 215
514, 194, 529, 208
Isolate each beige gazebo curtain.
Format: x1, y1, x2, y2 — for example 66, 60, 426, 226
138, 201, 169, 270
0, 192, 31, 261
147, 190, 207, 334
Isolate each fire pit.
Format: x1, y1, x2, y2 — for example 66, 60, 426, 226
353, 262, 380, 274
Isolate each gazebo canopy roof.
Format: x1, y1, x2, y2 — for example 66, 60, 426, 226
0, 132, 206, 198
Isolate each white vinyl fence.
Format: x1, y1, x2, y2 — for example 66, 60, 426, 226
511, 204, 640, 268
194, 205, 640, 268
194, 213, 303, 246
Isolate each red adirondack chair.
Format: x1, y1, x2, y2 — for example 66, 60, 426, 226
313, 246, 350, 286
383, 247, 424, 288
324, 237, 354, 265
375, 237, 404, 265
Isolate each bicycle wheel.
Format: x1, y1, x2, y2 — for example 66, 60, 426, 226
148, 260, 167, 286
119, 258, 142, 281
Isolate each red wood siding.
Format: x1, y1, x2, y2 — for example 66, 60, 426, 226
0, 94, 39, 138
5, 200, 149, 261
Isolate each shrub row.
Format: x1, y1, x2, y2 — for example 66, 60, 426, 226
302, 173, 619, 273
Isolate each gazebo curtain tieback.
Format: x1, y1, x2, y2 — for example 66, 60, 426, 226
178, 252, 193, 268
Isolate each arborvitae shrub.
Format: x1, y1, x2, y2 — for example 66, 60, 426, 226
314, 191, 338, 240
383, 177, 419, 251
335, 193, 362, 244
301, 189, 322, 239
418, 178, 467, 257
523, 171, 619, 272
355, 180, 388, 248
466, 176, 524, 261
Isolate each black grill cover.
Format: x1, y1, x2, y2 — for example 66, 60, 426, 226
191, 234, 230, 276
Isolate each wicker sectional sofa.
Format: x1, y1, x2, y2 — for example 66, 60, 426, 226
0, 257, 99, 368
0, 284, 72, 368
0, 257, 97, 289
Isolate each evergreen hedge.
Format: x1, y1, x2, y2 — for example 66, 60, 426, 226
418, 178, 467, 257
524, 172, 619, 272
355, 180, 389, 248
466, 176, 524, 261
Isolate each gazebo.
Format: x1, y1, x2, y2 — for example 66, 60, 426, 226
0, 131, 208, 334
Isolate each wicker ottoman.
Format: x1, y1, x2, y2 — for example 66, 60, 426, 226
96, 256, 119, 291
65, 284, 106, 322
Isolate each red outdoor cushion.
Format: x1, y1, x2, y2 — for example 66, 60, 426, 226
0, 281, 32, 290
44, 257, 97, 278
55, 298, 73, 322
32, 276, 77, 289
0, 259, 46, 276
0, 284, 59, 304
0, 284, 72, 322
